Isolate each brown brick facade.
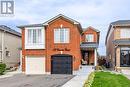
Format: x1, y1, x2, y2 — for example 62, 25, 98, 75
45, 18, 82, 72
21, 17, 82, 72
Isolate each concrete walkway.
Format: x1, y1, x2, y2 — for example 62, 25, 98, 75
62, 65, 94, 87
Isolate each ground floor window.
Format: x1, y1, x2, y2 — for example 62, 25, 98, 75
120, 47, 130, 67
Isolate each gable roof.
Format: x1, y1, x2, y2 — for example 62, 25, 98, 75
17, 14, 83, 33
83, 26, 100, 33
0, 25, 21, 37
105, 20, 130, 45
43, 14, 80, 25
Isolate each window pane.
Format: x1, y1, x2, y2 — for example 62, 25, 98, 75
54, 28, 69, 43
37, 29, 41, 43
60, 29, 64, 43
86, 34, 94, 42
28, 29, 32, 43
121, 29, 130, 38
54, 29, 60, 43
64, 29, 69, 43
33, 29, 37, 43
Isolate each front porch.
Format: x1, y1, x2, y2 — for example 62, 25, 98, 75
80, 42, 98, 66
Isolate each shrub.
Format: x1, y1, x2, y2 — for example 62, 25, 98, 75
0, 63, 6, 75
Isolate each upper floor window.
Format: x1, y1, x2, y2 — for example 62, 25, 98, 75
27, 29, 42, 44
120, 29, 130, 38
25, 27, 45, 49
85, 34, 94, 42
54, 28, 69, 43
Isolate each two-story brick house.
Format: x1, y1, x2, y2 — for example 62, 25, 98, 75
81, 26, 100, 66
106, 20, 130, 70
18, 14, 100, 74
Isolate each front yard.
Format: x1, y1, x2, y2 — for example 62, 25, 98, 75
84, 71, 130, 87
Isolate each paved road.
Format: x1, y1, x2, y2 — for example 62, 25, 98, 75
0, 74, 74, 87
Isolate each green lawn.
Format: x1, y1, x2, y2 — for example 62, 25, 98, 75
91, 71, 130, 87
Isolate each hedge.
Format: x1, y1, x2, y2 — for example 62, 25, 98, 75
0, 63, 6, 75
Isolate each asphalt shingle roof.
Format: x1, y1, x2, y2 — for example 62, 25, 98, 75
80, 42, 99, 48
0, 25, 21, 37
113, 39, 130, 45
111, 20, 130, 26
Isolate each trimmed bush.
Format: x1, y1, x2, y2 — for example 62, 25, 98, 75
0, 63, 6, 75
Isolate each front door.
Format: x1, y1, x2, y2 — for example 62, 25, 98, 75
120, 47, 130, 67
84, 52, 89, 65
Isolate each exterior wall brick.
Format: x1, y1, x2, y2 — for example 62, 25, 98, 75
82, 28, 98, 43
45, 18, 82, 72
116, 47, 120, 67
21, 17, 82, 73
106, 27, 115, 67
114, 27, 120, 40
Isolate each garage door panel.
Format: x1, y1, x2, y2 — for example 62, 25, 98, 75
26, 56, 45, 74
51, 55, 72, 74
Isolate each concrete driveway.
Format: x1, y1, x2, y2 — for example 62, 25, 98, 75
0, 74, 74, 87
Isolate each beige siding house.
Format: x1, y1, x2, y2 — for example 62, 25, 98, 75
0, 25, 21, 68
106, 20, 130, 71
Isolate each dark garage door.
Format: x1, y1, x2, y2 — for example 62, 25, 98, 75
51, 54, 72, 74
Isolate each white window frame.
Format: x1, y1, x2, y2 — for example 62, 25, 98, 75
120, 28, 130, 38
25, 27, 45, 49
85, 34, 94, 42
54, 28, 69, 43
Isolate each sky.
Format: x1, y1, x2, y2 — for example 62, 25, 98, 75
0, 0, 130, 55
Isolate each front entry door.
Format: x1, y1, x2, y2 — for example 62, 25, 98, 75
84, 52, 89, 65
120, 47, 130, 67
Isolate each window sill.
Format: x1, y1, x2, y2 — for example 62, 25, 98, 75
25, 44, 45, 49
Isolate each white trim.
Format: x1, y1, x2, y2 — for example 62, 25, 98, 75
54, 28, 70, 43
25, 27, 45, 49
85, 34, 94, 42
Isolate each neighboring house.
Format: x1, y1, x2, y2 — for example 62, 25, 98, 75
106, 20, 130, 70
0, 25, 21, 68
81, 26, 100, 66
18, 14, 100, 74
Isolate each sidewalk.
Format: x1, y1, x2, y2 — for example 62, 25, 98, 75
62, 65, 94, 87
0, 70, 21, 79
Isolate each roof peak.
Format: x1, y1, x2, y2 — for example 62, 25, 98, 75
83, 26, 100, 32
43, 14, 80, 25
